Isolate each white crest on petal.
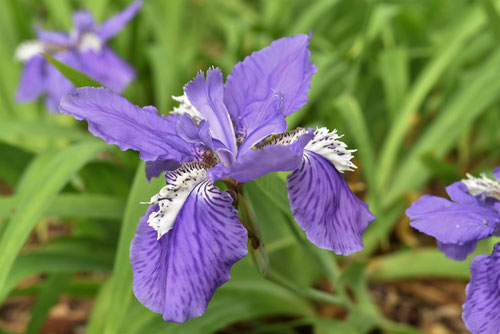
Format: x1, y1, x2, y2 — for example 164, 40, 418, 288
142, 162, 209, 239
257, 128, 308, 148
171, 93, 204, 121
258, 127, 356, 173
78, 32, 103, 52
462, 173, 500, 200
305, 127, 357, 173
15, 40, 45, 62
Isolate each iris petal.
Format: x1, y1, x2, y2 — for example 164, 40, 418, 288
463, 243, 500, 334
59, 87, 194, 162
287, 151, 374, 255
97, 0, 143, 41
224, 34, 316, 154
16, 55, 46, 102
130, 171, 247, 322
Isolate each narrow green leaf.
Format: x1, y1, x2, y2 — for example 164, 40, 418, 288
385, 48, 500, 205
43, 53, 102, 88
334, 94, 377, 193
0, 120, 88, 142
367, 249, 471, 281
376, 7, 484, 190
0, 194, 125, 220
26, 273, 73, 334
89, 162, 164, 334
0, 141, 105, 295
378, 47, 409, 118
122, 279, 314, 334
1, 238, 114, 302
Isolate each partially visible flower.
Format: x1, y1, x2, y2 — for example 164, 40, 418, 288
406, 167, 500, 260
59, 34, 375, 322
15, 1, 142, 111
463, 242, 500, 334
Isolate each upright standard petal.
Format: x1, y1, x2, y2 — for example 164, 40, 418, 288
16, 54, 46, 102
184, 68, 237, 156
406, 194, 500, 260
98, 0, 143, 41
463, 242, 500, 334
130, 163, 248, 322
59, 87, 194, 162
208, 129, 314, 183
224, 34, 316, 153
73, 11, 96, 32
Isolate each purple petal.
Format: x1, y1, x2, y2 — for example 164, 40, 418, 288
445, 181, 476, 205
78, 47, 135, 93
494, 167, 500, 181
287, 152, 375, 255
184, 68, 237, 155
145, 159, 181, 181
237, 115, 287, 156
130, 184, 248, 322
16, 54, 46, 102
208, 130, 314, 183
406, 195, 499, 247
97, 0, 143, 41
35, 27, 70, 46
437, 241, 476, 261
73, 11, 96, 32
59, 87, 194, 162
463, 242, 500, 334
224, 34, 316, 153
44, 51, 78, 111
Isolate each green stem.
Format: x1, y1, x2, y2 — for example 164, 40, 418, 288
266, 271, 348, 307
237, 185, 269, 277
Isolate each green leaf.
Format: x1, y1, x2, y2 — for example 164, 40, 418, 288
385, 47, 500, 205
0, 194, 125, 220
88, 162, 164, 334
376, 6, 484, 191
0, 141, 105, 296
121, 278, 314, 334
43, 53, 102, 88
26, 273, 73, 334
1, 238, 114, 302
334, 94, 377, 193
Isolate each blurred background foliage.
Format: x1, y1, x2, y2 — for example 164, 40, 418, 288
0, 0, 499, 333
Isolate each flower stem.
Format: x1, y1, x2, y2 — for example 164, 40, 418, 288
237, 185, 269, 277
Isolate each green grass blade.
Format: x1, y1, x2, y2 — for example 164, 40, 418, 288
89, 162, 164, 334
0, 141, 105, 294
0, 238, 114, 302
0, 194, 124, 220
385, 48, 500, 205
334, 94, 377, 193
26, 273, 73, 334
376, 6, 484, 191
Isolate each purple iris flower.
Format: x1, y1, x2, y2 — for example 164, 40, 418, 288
406, 167, 500, 261
15, 1, 142, 111
463, 242, 500, 334
59, 34, 375, 322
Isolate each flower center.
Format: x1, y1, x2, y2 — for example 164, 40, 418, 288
78, 32, 103, 52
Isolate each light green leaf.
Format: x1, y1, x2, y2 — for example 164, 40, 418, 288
89, 162, 164, 334
0, 141, 105, 296
26, 273, 73, 334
